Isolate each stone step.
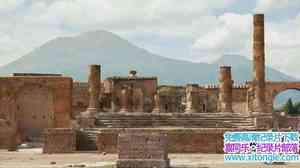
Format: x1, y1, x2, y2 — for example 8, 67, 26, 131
92, 113, 256, 129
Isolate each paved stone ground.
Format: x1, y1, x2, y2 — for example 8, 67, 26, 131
0, 149, 299, 168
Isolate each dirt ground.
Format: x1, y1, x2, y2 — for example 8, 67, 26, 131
0, 149, 299, 168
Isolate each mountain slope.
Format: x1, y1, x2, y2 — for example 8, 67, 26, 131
0, 30, 296, 85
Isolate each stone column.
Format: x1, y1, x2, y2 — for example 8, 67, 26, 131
120, 87, 129, 112
87, 65, 101, 114
152, 93, 161, 113
253, 14, 266, 112
185, 84, 200, 113
133, 88, 144, 112
218, 66, 233, 112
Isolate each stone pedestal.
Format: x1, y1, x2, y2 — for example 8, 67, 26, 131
117, 132, 169, 168
43, 128, 76, 154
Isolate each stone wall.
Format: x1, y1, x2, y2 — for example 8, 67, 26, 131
106, 77, 157, 112
232, 87, 248, 113
0, 119, 17, 149
158, 86, 185, 113
0, 76, 73, 141
278, 116, 300, 130
72, 82, 89, 117
96, 128, 257, 153
206, 88, 219, 112
43, 128, 76, 154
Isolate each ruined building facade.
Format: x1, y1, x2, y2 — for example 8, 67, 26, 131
1, 14, 300, 150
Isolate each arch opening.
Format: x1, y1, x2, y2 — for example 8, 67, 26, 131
273, 89, 300, 116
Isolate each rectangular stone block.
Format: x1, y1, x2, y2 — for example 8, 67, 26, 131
43, 128, 76, 154
117, 132, 169, 168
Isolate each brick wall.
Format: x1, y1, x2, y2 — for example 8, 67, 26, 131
43, 128, 76, 154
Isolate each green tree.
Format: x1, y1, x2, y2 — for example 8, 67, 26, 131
294, 101, 300, 114
284, 98, 297, 115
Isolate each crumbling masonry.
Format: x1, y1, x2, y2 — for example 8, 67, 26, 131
0, 14, 299, 154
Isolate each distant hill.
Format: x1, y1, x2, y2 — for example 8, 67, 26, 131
0, 30, 295, 86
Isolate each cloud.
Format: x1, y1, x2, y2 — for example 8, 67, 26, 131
254, 0, 300, 13
0, 0, 25, 12
0, 0, 299, 79
0, 0, 238, 65
191, 13, 252, 63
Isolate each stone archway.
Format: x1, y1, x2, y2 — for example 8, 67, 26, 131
15, 84, 54, 141
265, 82, 300, 113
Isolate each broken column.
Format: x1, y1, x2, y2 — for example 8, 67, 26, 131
117, 132, 169, 168
87, 64, 101, 114
218, 66, 233, 112
253, 14, 266, 112
185, 84, 200, 113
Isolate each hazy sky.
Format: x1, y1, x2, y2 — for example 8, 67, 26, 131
0, 0, 300, 78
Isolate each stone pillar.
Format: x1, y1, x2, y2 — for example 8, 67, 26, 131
120, 87, 129, 112
185, 84, 200, 113
87, 65, 101, 114
133, 88, 144, 112
218, 66, 233, 112
253, 14, 266, 112
152, 93, 161, 113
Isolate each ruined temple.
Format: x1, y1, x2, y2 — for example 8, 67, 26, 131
0, 14, 299, 153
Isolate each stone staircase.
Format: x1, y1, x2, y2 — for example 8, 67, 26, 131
94, 112, 256, 129
76, 128, 98, 151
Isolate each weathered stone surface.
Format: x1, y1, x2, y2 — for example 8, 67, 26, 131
96, 128, 258, 154
105, 71, 157, 113
152, 93, 161, 113
43, 128, 76, 154
252, 14, 266, 113
119, 86, 130, 112
218, 66, 233, 112
87, 65, 101, 114
0, 119, 19, 150
185, 84, 201, 113
116, 132, 169, 168
0, 76, 72, 141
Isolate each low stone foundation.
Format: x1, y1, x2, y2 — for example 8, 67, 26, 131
96, 128, 259, 154
43, 128, 76, 154
116, 132, 169, 168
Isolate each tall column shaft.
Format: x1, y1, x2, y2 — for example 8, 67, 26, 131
253, 14, 266, 112
87, 64, 101, 113
218, 66, 233, 112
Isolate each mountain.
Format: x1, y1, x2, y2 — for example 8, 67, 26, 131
0, 30, 296, 86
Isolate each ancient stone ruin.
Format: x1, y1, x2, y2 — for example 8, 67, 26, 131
117, 132, 169, 168
0, 14, 299, 159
